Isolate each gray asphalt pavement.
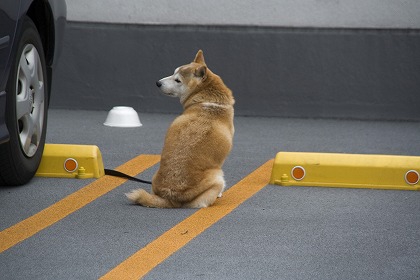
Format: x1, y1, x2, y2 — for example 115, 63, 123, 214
1, 109, 420, 279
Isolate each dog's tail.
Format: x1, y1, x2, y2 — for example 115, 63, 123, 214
125, 189, 177, 208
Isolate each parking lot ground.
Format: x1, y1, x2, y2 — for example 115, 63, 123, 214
1, 109, 420, 279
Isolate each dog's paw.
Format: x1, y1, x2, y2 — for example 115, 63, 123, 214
217, 191, 223, 198
125, 189, 147, 203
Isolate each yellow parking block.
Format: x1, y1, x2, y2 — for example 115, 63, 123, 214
36, 144, 105, 179
270, 152, 420, 191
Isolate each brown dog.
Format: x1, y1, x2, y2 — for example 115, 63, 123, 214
126, 50, 235, 208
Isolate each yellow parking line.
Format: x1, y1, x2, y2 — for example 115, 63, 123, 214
0, 154, 160, 253
100, 159, 274, 280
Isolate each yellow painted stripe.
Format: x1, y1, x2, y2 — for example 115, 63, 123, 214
101, 159, 274, 280
0, 154, 160, 253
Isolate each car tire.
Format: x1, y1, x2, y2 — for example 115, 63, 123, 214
0, 16, 48, 186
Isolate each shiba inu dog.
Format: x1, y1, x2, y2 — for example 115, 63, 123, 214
126, 50, 235, 208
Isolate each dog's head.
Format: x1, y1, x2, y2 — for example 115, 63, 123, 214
156, 50, 208, 103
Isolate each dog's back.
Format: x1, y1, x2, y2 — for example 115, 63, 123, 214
126, 50, 234, 208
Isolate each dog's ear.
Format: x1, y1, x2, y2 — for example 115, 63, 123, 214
194, 65, 207, 80
193, 50, 206, 65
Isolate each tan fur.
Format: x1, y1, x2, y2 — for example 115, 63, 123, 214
126, 50, 234, 208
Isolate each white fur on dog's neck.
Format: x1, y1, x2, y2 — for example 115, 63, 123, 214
180, 92, 191, 105
201, 102, 231, 109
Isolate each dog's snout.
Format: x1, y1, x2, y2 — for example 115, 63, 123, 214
156, 81, 162, 88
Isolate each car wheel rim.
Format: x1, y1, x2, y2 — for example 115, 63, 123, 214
15, 44, 45, 158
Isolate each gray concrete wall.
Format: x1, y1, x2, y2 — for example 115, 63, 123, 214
66, 0, 420, 28
51, 1, 420, 121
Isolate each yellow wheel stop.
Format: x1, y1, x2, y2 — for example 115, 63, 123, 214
36, 144, 105, 179
270, 152, 420, 191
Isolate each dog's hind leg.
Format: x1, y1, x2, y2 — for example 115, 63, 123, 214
126, 189, 177, 208
218, 177, 226, 198
183, 183, 223, 208
213, 169, 226, 198
183, 173, 225, 208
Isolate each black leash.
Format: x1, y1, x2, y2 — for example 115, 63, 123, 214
104, 169, 152, 184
